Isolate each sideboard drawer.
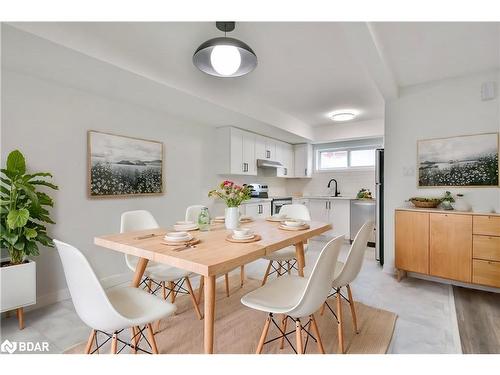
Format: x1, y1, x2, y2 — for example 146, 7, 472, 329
473, 215, 500, 236
473, 235, 500, 262
472, 259, 500, 288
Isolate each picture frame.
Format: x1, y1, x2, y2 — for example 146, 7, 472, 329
417, 132, 499, 188
87, 130, 164, 198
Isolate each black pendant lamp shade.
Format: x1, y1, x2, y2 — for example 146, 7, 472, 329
193, 22, 258, 78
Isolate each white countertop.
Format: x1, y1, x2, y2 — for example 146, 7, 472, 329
294, 195, 357, 200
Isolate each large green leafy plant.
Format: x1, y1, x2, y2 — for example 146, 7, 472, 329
1, 150, 58, 265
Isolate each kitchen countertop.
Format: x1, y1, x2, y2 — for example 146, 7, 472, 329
396, 207, 500, 217
294, 195, 365, 201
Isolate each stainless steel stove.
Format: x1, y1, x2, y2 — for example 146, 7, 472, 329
271, 197, 293, 215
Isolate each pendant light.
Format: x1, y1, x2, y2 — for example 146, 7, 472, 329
193, 22, 257, 78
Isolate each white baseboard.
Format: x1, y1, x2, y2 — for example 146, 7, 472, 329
26, 272, 133, 312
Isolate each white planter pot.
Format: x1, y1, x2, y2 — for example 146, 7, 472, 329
0, 258, 36, 313
225, 207, 240, 230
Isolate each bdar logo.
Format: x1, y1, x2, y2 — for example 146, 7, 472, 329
1, 339, 17, 354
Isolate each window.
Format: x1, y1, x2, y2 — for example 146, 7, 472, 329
317, 148, 376, 170
350, 149, 375, 167
318, 150, 348, 169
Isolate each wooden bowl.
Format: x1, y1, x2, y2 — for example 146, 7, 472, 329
410, 199, 441, 208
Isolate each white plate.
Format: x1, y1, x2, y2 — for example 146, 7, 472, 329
174, 224, 198, 231
284, 220, 305, 227
164, 234, 193, 242
232, 234, 255, 240
176, 220, 194, 225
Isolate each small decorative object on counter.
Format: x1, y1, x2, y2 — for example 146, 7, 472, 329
356, 188, 373, 199
453, 193, 472, 212
197, 207, 211, 231
440, 191, 455, 210
208, 180, 251, 230
409, 197, 442, 208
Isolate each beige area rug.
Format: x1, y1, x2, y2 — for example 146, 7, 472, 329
66, 276, 396, 354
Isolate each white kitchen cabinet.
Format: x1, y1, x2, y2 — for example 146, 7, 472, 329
330, 200, 350, 239
216, 127, 256, 175
255, 135, 276, 161
294, 143, 313, 178
308, 198, 350, 239
243, 202, 271, 219
276, 141, 294, 178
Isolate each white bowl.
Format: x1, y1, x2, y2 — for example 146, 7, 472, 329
284, 220, 304, 227
165, 233, 192, 242
166, 231, 189, 238
233, 228, 252, 237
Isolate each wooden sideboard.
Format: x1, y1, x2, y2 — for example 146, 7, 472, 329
395, 208, 500, 288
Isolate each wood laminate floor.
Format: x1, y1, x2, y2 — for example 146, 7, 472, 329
453, 286, 500, 353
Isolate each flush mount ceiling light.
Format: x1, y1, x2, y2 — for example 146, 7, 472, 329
193, 22, 257, 78
330, 110, 358, 122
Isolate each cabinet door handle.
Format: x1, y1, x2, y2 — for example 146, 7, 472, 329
329, 201, 331, 209
325, 201, 328, 209
284, 168, 287, 176
304, 168, 307, 176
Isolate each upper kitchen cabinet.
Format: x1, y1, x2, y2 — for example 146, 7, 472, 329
276, 141, 294, 178
216, 127, 256, 175
255, 135, 276, 161
294, 143, 313, 178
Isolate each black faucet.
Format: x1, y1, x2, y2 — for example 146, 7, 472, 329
327, 178, 340, 197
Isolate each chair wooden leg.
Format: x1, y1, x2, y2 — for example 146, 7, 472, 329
185, 277, 203, 320
162, 281, 166, 300
111, 332, 118, 354
336, 288, 345, 354
16, 307, 24, 330
295, 319, 303, 354
84, 329, 96, 354
310, 314, 325, 354
240, 265, 245, 287
287, 261, 291, 275
224, 273, 230, 297
279, 315, 288, 349
147, 323, 159, 354
130, 327, 138, 354
169, 281, 176, 303
346, 284, 359, 334
256, 314, 272, 354
277, 261, 282, 276
197, 276, 204, 304
261, 261, 273, 286
320, 302, 326, 316
147, 279, 152, 293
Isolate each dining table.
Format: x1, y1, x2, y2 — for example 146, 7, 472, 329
94, 219, 332, 354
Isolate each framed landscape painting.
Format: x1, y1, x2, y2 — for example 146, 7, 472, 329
417, 132, 499, 187
87, 131, 164, 198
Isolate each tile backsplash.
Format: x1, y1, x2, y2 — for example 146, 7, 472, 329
286, 169, 376, 198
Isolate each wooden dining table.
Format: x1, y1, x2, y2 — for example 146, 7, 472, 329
94, 219, 332, 354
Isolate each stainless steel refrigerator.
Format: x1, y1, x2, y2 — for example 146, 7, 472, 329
375, 148, 384, 265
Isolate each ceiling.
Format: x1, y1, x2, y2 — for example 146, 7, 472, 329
5, 22, 500, 141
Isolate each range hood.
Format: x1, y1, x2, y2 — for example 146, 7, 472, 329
257, 159, 284, 168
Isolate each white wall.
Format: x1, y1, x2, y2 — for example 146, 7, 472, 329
1, 69, 225, 305
384, 70, 500, 273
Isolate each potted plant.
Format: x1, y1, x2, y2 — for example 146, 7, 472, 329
1, 150, 58, 329
440, 191, 455, 210
208, 180, 251, 229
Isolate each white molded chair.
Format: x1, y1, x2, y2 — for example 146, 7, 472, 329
185, 205, 205, 223
241, 235, 344, 354
186, 205, 242, 299
121, 210, 202, 320
54, 239, 175, 354
320, 220, 375, 353
261, 204, 312, 285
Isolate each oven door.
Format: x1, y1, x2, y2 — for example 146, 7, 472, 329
272, 200, 292, 215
